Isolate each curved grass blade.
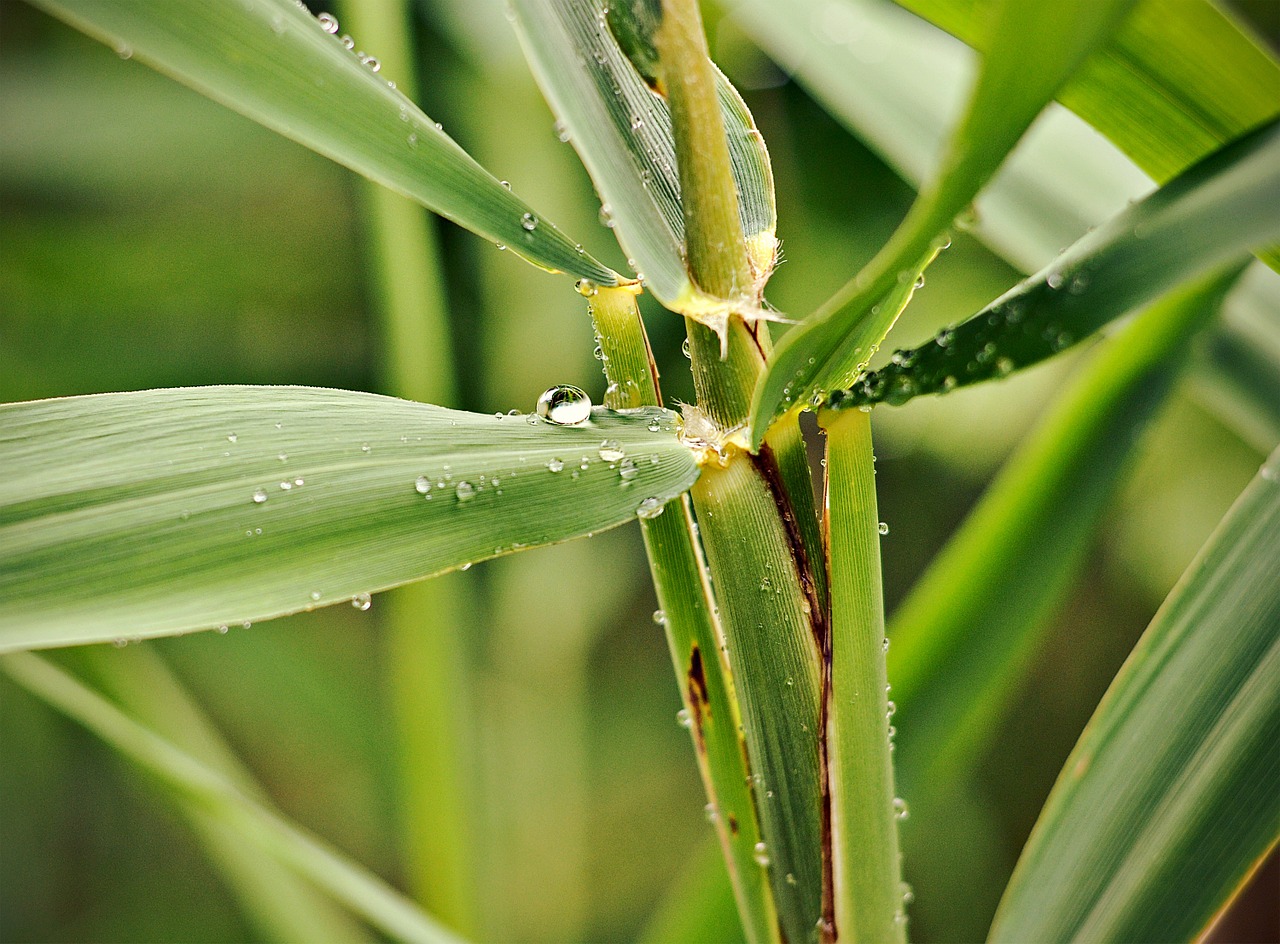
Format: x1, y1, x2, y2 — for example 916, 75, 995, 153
838, 118, 1280, 409
0, 386, 698, 651
507, 0, 777, 318
30, 0, 620, 285
748, 0, 1139, 444
892, 0, 1280, 194
990, 446, 1280, 943
69, 645, 369, 943
0, 651, 463, 944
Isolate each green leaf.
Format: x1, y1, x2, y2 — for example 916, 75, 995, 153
990, 446, 1280, 942
748, 0, 1138, 444
0, 651, 463, 944
507, 0, 777, 316
840, 118, 1280, 409
69, 646, 370, 943
893, 0, 1280, 191
30, 0, 620, 285
885, 269, 1246, 795
0, 385, 698, 652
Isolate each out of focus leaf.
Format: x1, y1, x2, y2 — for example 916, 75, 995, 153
990, 446, 1280, 942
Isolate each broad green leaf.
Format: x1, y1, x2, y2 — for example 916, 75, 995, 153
821, 408, 905, 943
748, 0, 1139, 444
508, 0, 777, 319
990, 446, 1280, 942
0, 386, 698, 652
839, 119, 1280, 409
30, 0, 620, 285
884, 269, 1245, 794
0, 651, 462, 944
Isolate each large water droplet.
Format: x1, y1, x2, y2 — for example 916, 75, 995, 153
415, 475, 432, 495
317, 11, 339, 33
598, 439, 625, 462
251, 488, 269, 504
676, 708, 692, 728
547, 458, 565, 473
537, 385, 592, 425
619, 458, 638, 482
878, 521, 890, 536
521, 212, 538, 232
652, 609, 667, 625
352, 592, 372, 611
455, 482, 475, 502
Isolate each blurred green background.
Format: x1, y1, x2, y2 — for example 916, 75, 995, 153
1, 1, 1274, 941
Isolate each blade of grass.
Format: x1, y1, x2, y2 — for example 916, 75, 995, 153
820, 407, 906, 943
840, 119, 1280, 409
70, 646, 369, 943
29, 0, 620, 285
0, 651, 464, 944
507, 0, 778, 319
749, 0, 1139, 444
885, 268, 1247, 793
990, 445, 1280, 942
0, 386, 697, 651
337, 0, 479, 934
589, 282, 777, 944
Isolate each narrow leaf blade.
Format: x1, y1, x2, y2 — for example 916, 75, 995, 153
842, 119, 1280, 409
508, 0, 777, 311
749, 0, 1138, 443
0, 386, 698, 651
31, 0, 620, 284
990, 447, 1280, 942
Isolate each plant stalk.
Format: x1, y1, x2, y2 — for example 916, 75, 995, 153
821, 407, 906, 943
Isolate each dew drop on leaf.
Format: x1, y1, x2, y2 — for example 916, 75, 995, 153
536, 385, 591, 425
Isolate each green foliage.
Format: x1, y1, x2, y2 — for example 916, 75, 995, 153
2, 0, 1277, 942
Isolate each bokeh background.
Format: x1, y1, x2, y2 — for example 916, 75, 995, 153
1, 0, 1276, 941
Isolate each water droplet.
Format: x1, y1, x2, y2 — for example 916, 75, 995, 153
893, 797, 910, 820
619, 458, 638, 482
575, 278, 598, 297
652, 609, 667, 625
537, 385, 592, 425
598, 439, 625, 462
547, 458, 564, 473
317, 11, 339, 33
340, 34, 355, 49
901, 882, 915, 906
226, 433, 238, 443
914, 274, 926, 290
753, 842, 771, 867
251, 488, 269, 504
455, 481, 475, 502
521, 212, 538, 232
599, 203, 615, 228
415, 475, 432, 495
112, 637, 128, 648
1047, 271, 1065, 290
681, 337, 691, 359
636, 497, 664, 519
114, 41, 133, 60
676, 708, 692, 728
786, 872, 798, 886
647, 419, 661, 432
882, 636, 890, 652
407, 132, 419, 148
460, 562, 472, 571
878, 521, 890, 535
279, 480, 293, 491
352, 592, 372, 611
363, 56, 381, 73
553, 119, 571, 142
310, 590, 322, 602
704, 802, 719, 823
629, 114, 643, 130
216, 624, 229, 635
